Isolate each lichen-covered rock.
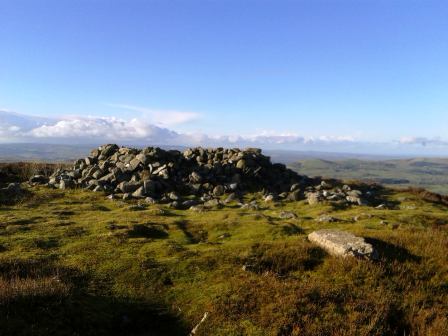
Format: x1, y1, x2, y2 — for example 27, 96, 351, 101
316, 215, 339, 223
213, 185, 225, 197
307, 192, 323, 205
308, 230, 378, 260
278, 211, 297, 219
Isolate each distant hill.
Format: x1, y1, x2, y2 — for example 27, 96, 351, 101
0, 143, 409, 163
1, 143, 448, 194
0, 143, 94, 162
289, 158, 448, 194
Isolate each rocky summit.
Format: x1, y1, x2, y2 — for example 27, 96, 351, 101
29, 144, 375, 208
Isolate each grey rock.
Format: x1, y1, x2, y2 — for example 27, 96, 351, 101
204, 199, 221, 208
287, 190, 301, 201
168, 191, 180, 201
144, 196, 156, 204
347, 190, 362, 197
224, 193, 238, 204
228, 183, 238, 191
320, 180, 332, 189
136, 153, 150, 166
213, 185, 225, 197
264, 194, 276, 202
128, 158, 141, 171
236, 159, 246, 169
132, 186, 146, 198
279, 211, 297, 219
190, 205, 206, 212
92, 169, 104, 179
307, 192, 322, 205
308, 229, 378, 260
98, 144, 119, 160
118, 181, 142, 193
85, 157, 96, 166
59, 179, 74, 190
290, 183, 300, 192
240, 201, 259, 210
182, 199, 198, 208
190, 171, 202, 183
169, 201, 180, 209
128, 203, 147, 211
316, 214, 339, 223
346, 195, 366, 205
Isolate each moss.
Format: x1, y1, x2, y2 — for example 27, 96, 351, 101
0, 186, 446, 335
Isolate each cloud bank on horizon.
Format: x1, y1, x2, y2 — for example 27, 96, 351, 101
0, 109, 447, 155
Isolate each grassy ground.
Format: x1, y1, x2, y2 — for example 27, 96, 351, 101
0, 185, 447, 335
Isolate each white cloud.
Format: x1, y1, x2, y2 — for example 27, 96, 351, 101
399, 136, 448, 147
1, 110, 448, 155
28, 116, 180, 143
0, 110, 360, 148
108, 104, 200, 127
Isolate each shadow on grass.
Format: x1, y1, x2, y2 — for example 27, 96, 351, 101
90, 204, 111, 212
6, 216, 43, 226
370, 185, 401, 209
245, 243, 327, 276
330, 201, 351, 211
174, 220, 207, 244
364, 237, 422, 263
52, 210, 76, 216
127, 224, 169, 239
0, 258, 188, 336
281, 223, 304, 236
0, 188, 34, 206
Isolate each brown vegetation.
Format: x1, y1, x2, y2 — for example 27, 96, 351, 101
0, 162, 67, 184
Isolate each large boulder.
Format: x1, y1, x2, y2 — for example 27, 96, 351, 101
308, 230, 378, 260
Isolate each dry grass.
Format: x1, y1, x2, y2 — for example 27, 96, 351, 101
403, 186, 448, 206
0, 162, 68, 184
0, 276, 70, 302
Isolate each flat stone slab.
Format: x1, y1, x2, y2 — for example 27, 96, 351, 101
308, 230, 378, 260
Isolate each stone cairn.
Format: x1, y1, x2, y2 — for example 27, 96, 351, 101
29, 144, 370, 209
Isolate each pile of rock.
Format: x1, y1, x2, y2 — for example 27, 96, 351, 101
305, 181, 368, 206
29, 144, 373, 208
29, 144, 308, 204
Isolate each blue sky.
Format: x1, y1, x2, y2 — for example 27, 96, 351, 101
0, 0, 447, 153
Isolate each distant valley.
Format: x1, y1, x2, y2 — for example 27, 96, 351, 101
289, 158, 448, 194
